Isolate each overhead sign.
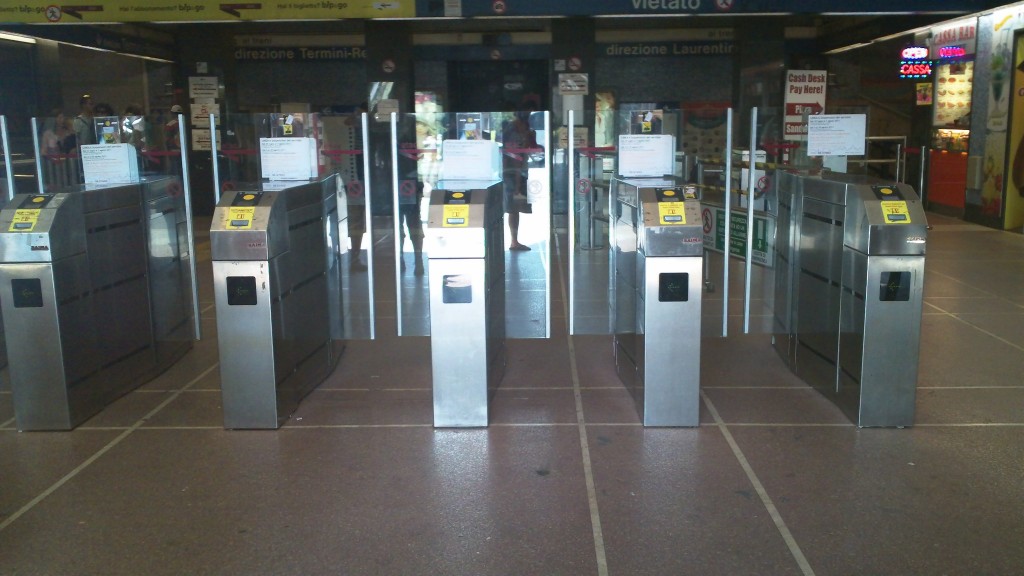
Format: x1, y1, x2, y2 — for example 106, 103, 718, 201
1, 1, 412, 23
929, 18, 978, 58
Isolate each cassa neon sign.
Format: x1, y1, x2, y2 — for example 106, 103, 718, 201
900, 60, 933, 79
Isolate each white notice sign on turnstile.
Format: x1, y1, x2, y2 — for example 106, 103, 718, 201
807, 114, 866, 156
441, 139, 501, 180
80, 143, 140, 185
617, 135, 675, 177
260, 137, 317, 180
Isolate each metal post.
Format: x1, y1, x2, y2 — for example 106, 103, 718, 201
392, 113, 403, 336
362, 112, 375, 339
568, 111, 576, 335
178, 113, 202, 341
918, 146, 929, 205
1, 116, 16, 200
722, 109, 733, 337
31, 117, 44, 194
210, 114, 221, 205
744, 107, 757, 334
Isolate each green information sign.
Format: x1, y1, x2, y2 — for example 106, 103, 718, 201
701, 206, 774, 267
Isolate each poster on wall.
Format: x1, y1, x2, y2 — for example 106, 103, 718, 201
680, 101, 729, 158
916, 83, 933, 106
1003, 32, 1024, 229
783, 70, 827, 141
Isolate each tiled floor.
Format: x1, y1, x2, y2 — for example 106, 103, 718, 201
1, 212, 1022, 575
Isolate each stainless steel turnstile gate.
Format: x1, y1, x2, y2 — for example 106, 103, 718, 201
0, 178, 195, 430
774, 171, 928, 427
611, 178, 703, 426
425, 180, 506, 427
211, 176, 345, 429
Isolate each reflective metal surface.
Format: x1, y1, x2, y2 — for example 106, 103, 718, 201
612, 178, 702, 427
426, 181, 506, 427
774, 170, 928, 427
211, 176, 345, 429
0, 177, 195, 430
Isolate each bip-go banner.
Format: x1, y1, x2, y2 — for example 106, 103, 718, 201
1, 1, 412, 23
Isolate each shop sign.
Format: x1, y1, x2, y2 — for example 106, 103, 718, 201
929, 18, 977, 58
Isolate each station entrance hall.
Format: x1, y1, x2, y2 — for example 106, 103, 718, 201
1, 2, 1024, 574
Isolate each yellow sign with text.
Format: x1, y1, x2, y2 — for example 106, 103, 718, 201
658, 202, 686, 225
1, 2, 412, 24
227, 207, 256, 229
8, 209, 41, 232
880, 200, 911, 224
443, 205, 469, 228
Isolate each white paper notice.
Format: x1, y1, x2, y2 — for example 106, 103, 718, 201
260, 137, 316, 180
441, 139, 501, 180
188, 76, 219, 100
807, 114, 866, 157
81, 144, 139, 185
617, 135, 675, 177
191, 128, 213, 151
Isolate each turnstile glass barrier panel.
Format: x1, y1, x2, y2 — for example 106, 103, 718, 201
695, 165, 781, 337
569, 108, 691, 335
568, 110, 615, 335
393, 111, 551, 339
142, 177, 199, 365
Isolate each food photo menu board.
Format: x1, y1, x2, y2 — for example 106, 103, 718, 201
933, 61, 973, 127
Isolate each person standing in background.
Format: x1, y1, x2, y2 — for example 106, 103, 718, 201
72, 95, 95, 148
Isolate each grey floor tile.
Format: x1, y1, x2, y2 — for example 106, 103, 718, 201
729, 426, 1024, 576
0, 427, 598, 576
78, 389, 179, 429
588, 425, 804, 576
490, 387, 577, 424
702, 387, 852, 425
918, 315, 1024, 388
140, 390, 225, 429
915, 387, 1024, 424
0, 429, 123, 523
288, 388, 433, 426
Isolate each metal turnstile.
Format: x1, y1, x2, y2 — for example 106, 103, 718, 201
0, 178, 195, 430
611, 178, 703, 426
211, 176, 345, 429
425, 180, 505, 427
775, 171, 927, 427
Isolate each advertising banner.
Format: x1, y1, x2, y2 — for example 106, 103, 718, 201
0, 1, 412, 23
